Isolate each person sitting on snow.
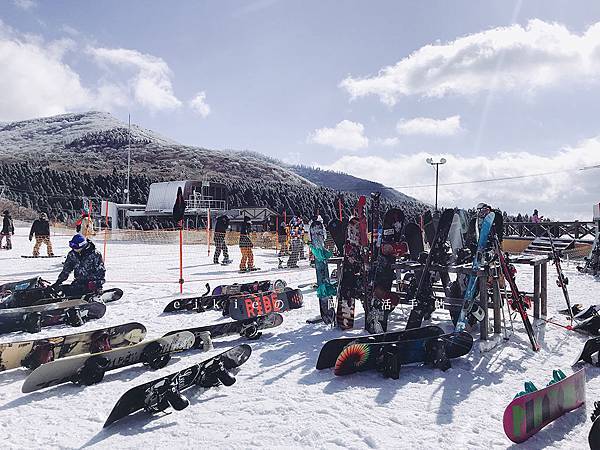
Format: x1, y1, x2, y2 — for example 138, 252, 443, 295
51, 234, 105, 297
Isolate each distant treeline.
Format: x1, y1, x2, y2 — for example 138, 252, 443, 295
0, 162, 427, 227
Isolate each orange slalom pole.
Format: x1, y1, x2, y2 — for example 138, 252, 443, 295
275, 215, 279, 255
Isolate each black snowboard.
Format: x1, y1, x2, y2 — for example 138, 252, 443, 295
573, 316, 600, 336
404, 222, 424, 261
0, 287, 123, 309
227, 288, 303, 320
163, 313, 283, 349
316, 325, 444, 370
0, 300, 107, 334
405, 208, 455, 330
104, 344, 252, 427
332, 331, 473, 378
0, 277, 47, 295
573, 336, 600, 365
211, 279, 285, 296
365, 208, 405, 334
327, 218, 346, 256
591, 403, 600, 450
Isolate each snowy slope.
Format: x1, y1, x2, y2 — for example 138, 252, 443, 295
0, 226, 598, 449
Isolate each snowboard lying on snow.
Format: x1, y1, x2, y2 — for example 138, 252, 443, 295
163, 313, 283, 350
104, 344, 252, 427
211, 279, 286, 296
331, 331, 472, 378
0, 287, 123, 309
0, 299, 106, 334
0, 322, 146, 371
503, 369, 585, 444
227, 288, 303, 320
22, 331, 195, 393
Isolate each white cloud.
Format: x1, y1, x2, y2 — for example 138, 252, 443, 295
189, 91, 211, 118
0, 22, 206, 121
374, 137, 400, 147
13, 0, 36, 11
309, 120, 368, 151
341, 19, 600, 104
0, 25, 91, 121
321, 138, 600, 220
89, 47, 182, 111
397, 115, 463, 136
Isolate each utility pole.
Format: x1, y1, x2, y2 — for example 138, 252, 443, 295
426, 157, 446, 211
126, 114, 131, 205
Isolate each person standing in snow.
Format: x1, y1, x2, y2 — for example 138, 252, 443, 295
0, 210, 14, 250
239, 216, 255, 272
51, 234, 105, 297
75, 210, 94, 237
297, 216, 306, 260
213, 214, 232, 265
29, 212, 54, 257
277, 218, 288, 256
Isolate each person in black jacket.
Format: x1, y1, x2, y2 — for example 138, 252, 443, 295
239, 216, 255, 271
29, 212, 54, 257
51, 234, 105, 297
213, 215, 232, 265
277, 219, 288, 256
1, 210, 14, 250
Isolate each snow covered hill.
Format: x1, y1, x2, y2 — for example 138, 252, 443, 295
0, 226, 597, 449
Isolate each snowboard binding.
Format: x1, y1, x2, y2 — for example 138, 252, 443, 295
377, 344, 400, 380
75, 355, 110, 385
66, 307, 84, 327
141, 341, 171, 370
144, 380, 190, 413
196, 359, 236, 388
23, 311, 42, 333
22, 341, 55, 369
90, 330, 112, 353
425, 338, 451, 371
240, 323, 262, 340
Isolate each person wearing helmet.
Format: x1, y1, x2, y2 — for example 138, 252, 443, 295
51, 234, 105, 296
1, 210, 14, 250
29, 212, 54, 257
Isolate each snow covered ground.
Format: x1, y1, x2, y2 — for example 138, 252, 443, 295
0, 225, 598, 449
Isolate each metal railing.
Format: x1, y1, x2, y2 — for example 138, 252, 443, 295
504, 221, 596, 241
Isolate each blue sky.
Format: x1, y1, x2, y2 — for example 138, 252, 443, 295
2, 0, 600, 219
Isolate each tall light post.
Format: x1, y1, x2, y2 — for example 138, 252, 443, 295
126, 114, 131, 205
426, 157, 446, 211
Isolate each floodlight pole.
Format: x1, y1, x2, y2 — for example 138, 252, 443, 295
426, 157, 447, 211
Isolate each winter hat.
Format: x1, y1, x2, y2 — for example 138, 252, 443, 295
40, 212, 48, 219
2, 210, 8, 216
69, 234, 87, 249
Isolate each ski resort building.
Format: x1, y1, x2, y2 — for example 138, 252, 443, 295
101, 180, 276, 230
